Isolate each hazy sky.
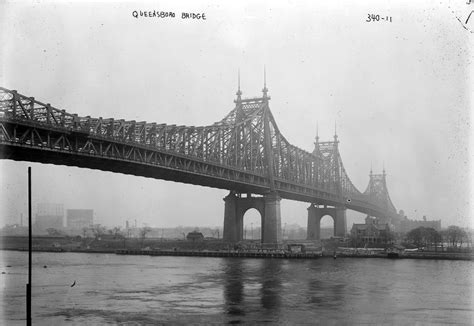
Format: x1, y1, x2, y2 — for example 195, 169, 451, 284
0, 0, 472, 229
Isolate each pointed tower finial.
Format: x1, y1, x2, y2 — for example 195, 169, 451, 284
262, 65, 268, 98
315, 122, 319, 144
383, 161, 386, 176
370, 162, 373, 177
264, 65, 267, 87
333, 120, 338, 142
238, 69, 241, 91
235, 68, 242, 102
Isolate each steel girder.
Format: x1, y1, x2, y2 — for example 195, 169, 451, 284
0, 87, 397, 218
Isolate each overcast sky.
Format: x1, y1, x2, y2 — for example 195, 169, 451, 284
0, 0, 472, 229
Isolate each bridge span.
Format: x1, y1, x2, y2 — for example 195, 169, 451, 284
0, 85, 400, 244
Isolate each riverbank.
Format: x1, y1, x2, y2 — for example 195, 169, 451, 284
114, 248, 474, 260
116, 248, 324, 259
3, 247, 473, 261
1, 236, 473, 260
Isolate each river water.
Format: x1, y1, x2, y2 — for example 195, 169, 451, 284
1, 250, 472, 325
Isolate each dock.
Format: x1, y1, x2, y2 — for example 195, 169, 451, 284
115, 249, 324, 259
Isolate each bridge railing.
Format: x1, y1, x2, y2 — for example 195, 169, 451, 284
0, 88, 74, 129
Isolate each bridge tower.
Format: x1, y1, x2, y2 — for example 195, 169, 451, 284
306, 126, 347, 240
222, 72, 282, 245
363, 167, 398, 223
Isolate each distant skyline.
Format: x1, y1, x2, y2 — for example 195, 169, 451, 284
0, 1, 472, 229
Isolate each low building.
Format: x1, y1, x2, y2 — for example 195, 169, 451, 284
351, 216, 392, 245
186, 231, 204, 241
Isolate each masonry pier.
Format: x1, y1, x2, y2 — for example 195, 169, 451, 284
223, 191, 282, 245
307, 204, 347, 240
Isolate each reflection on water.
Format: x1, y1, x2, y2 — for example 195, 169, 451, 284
260, 260, 282, 311
223, 259, 283, 321
1, 251, 473, 325
223, 259, 245, 317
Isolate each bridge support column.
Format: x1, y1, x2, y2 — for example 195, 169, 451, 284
262, 192, 281, 245
223, 192, 239, 242
334, 206, 347, 237
307, 204, 320, 241
307, 205, 347, 240
223, 192, 267, 243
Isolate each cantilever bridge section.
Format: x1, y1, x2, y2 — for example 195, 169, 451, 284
0, 86, 399, 244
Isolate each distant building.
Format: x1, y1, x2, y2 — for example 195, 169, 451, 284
351, 216, 392, 245
186, 231, 204, 241
398, 216, 441, 233
389, 211, 441, 233
67, 209, 94, 229
34, 203, 64, 231
37, 203, 63, 216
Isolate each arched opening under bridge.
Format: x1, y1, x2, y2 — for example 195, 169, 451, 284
320, 215, 335, 239
307, 204, 347, 241
243, 208, 261, 240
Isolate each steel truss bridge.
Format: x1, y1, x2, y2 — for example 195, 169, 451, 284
0, 86, 399, 242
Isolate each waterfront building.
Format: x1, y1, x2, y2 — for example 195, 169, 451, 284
351, 216, 392, 245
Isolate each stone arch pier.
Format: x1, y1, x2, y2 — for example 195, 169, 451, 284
223, 191, 281, 244
307, 204, 347, 240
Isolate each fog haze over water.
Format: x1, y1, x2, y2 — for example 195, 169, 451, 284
0, 0, 471, 229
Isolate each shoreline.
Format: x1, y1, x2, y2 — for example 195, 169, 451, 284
2, 247, 473, 261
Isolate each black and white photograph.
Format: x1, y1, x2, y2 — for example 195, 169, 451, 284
0, 0, 472, 324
